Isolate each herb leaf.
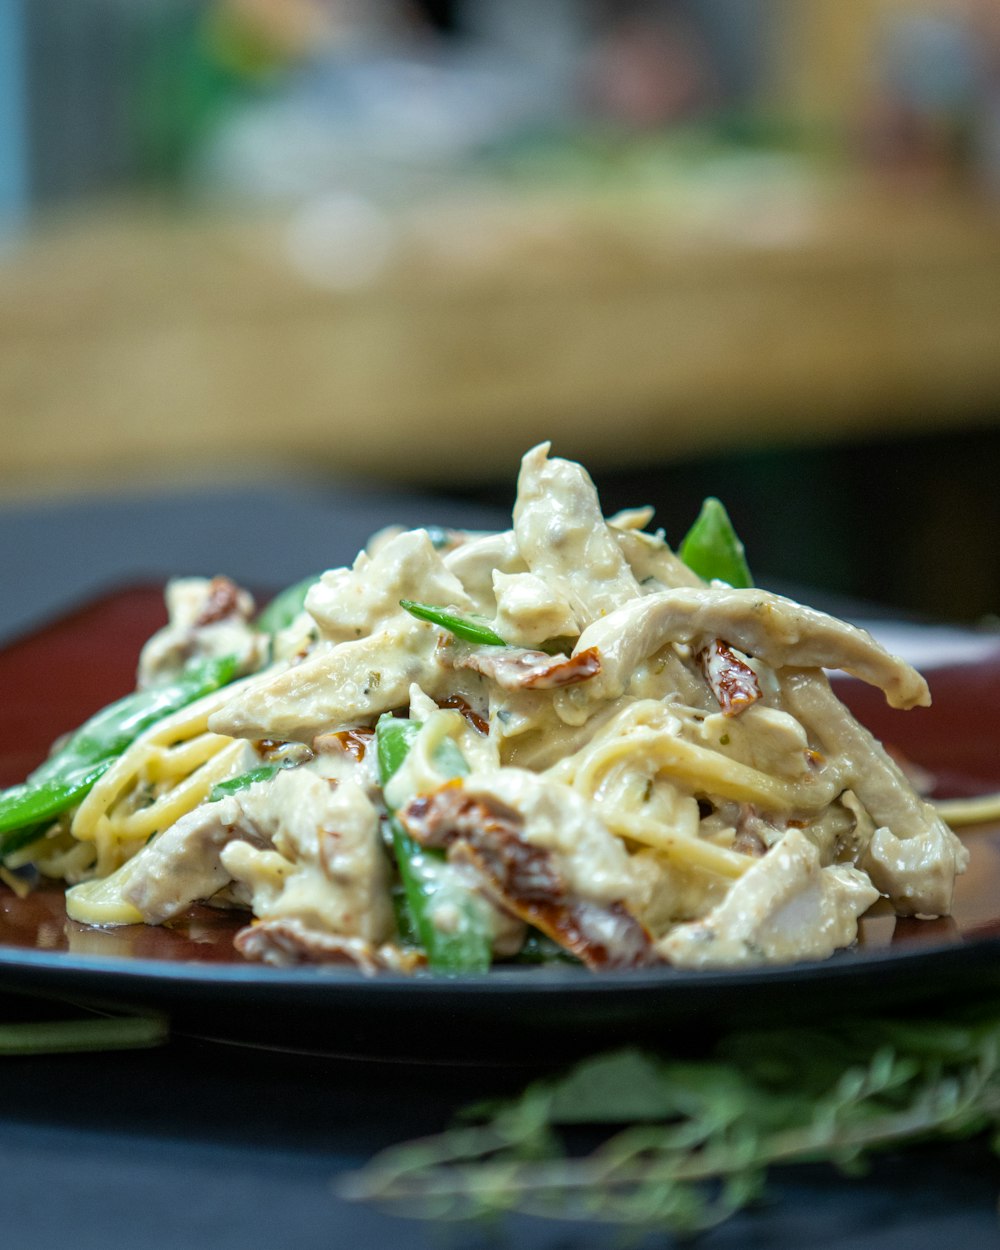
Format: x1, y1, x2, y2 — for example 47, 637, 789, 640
341, 1001, 1000, 1233
679, 497, 753, 588
399, 601, 508, 647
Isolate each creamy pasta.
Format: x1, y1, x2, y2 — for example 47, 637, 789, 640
12, 444, 968, 973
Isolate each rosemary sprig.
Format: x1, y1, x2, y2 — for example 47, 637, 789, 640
340, 1003, 1000, 1234
0, 1001, 168, 1055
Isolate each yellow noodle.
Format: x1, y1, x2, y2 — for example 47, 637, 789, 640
934, 793, 1000, 828
0, 865, 32, 898
101, 739, 247, 848
72, 679, 251, 843
557, 724, 753, 879
578, 728, 835, 814
596, 807, 751, 879
141, 732, 234, 784
76, 743, 158, 829
93, 830, 146, 882
35, 838, 96, 883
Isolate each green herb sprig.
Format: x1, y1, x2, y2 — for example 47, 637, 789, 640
0, 1004, 168, 1055
341, 1002, 1000, 1234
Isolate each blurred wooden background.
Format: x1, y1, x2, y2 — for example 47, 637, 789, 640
0, 0, 995, 545
1, 0, 999, 507
1, 181, 998, 498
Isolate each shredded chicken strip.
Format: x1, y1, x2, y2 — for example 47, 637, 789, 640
210, 624, 444, 742
235, 918, 424, 974
513, 442, 640, 626
572, 587, 929, 710
779, 669, 967, 915
454, 645, 601, 691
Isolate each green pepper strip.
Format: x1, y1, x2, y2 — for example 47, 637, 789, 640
376, 715, 492, 975
254, 574, 321, 636
678, 497, 754, 589
0, 654, 239, 850
398, 601, 508, 648
210, 761, 298, 803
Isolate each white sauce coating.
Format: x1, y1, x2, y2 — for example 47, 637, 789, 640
659, 830, 880, 968
51, 442, 963, 973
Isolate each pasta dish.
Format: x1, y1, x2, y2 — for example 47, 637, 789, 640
0, 445, 969, 974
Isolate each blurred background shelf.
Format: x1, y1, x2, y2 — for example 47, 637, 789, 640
2, 0, 1000, 619
3, 184, 1000, 496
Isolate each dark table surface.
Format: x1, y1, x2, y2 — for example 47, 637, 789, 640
0, 478, 997, 1250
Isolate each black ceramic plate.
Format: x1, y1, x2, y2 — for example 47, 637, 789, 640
2, 587, 1000, 1061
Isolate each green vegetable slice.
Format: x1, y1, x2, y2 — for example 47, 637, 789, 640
0, 653, 239, 847
376, 714, 420, 783
0, 760, 114, 843
399, 601, 508, 647
210, 763, 283, 803
679, 497, 753, 589
0, 822, 50, 858
255, 574, 321, 635
376, 714, 491, 974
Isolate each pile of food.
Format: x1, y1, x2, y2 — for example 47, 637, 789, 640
0, 445, 967, 973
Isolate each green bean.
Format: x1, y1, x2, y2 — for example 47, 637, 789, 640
424, 526, 454, 552
376, 714, 420, 782
390, 883, 420, 947
0, 653, 238, 846
679, 497, 753, 589
425, 527, 489, 551
375, 714, 492, 974
0, 821, 50, 858
0, 761, 113, 844
510, 930, 581, 965
255, 574, 321, 636
398, 600, 508, 647
209, 764, 282, 803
